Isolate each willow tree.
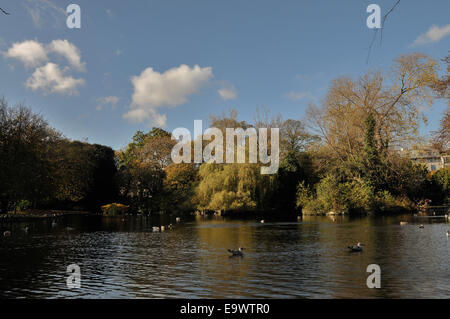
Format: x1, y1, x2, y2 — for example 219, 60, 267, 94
193, 110, 280, 212
307, 53, 438, 164
195, 162, 276, 212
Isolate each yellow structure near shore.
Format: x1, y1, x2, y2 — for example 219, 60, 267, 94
101, 203, 129, 216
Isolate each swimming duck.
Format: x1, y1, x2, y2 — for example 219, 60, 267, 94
228, 247, 245, 256
419, 224, 424, 229
348, 243, 363, 252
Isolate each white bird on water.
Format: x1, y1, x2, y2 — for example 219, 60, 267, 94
348, 242, 364, 252
228, 247, 245, 256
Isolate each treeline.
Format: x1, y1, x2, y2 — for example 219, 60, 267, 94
115, 112, 317, 214
0, 98, 116, 213
0, 52, 448, 216
114, 53, 448, 215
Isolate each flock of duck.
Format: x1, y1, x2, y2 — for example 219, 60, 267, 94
2, 216, 183, 238
3, 216, 450, 257
229, 217, 450, 256
346, 221, 450, 253
151, 217, 181, 232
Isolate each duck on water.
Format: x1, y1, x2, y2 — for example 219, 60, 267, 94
348, 243, 364, 252
228, 247, 245, 257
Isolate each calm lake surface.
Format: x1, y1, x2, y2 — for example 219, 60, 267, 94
0, 214, 449, 298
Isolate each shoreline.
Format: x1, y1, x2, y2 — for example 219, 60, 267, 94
0, 210, 92, 222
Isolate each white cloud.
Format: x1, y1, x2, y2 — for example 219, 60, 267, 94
23, 0, 66, 28
124, 64, 213, 127
26, 62, 85, 95
96, 96, 119, 111
5, 39, 85, 70
286, 91, 314, 101
412, 24, 450, 46
125, 108, 167, 127
4, 40, 48, 67
47, 40, 85, 71
218, 85, 237, 100
4, 39, 86, 96
106, 9, 113, 17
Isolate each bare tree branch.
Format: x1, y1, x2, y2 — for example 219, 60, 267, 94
366, 0, 401, 64
0, 7, 10, 15
380, 0, 401, 43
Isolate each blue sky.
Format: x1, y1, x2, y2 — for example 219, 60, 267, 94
0, 0, 448, 150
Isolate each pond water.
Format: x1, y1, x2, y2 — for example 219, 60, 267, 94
0, 214, 449, 298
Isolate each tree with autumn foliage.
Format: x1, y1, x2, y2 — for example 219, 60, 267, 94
431, 54, 449, 152
299, 53, 444, 214
116, 128, 176, 213
163, 163, 198, 213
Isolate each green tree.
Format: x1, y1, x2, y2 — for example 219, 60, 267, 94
0, 99, 60, 213
362, 112, 384, 192
163, 163, 198, 213
117, 128, 174, 213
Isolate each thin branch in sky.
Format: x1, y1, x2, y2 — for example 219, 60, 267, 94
366, 0, 401, 64
380, 0, 401, 43
0, 7, 10, 15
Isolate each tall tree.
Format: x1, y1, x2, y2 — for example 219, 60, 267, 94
0, 99, 60, 212
307, 53, 438, 163
117, 128, 175, 213
362, 113, 383, 192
